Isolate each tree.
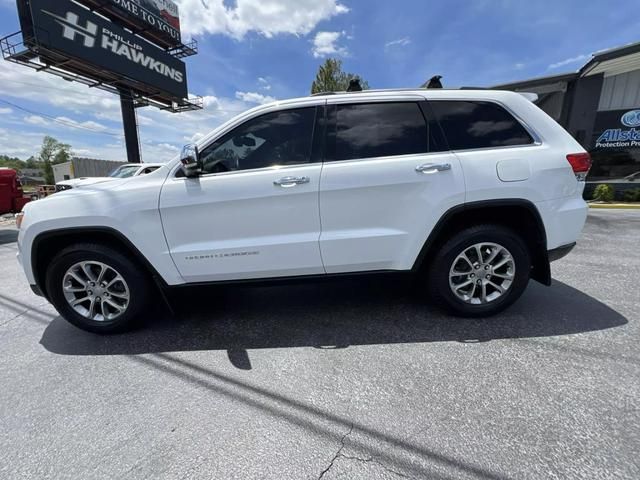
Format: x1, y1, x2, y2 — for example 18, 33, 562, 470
310, 58, 370, 94
53, 142, 71, 165
38, 136, 71, 184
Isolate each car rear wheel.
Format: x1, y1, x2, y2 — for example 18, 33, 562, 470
45, 243, 150, 333
427, 225, 531, 317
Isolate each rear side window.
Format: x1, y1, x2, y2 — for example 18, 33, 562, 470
329, 102, 429, 161
429, 101, 534, 150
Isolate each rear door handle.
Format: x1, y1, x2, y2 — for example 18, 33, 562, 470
415, 163, 452, 174
273, 176, 311, 187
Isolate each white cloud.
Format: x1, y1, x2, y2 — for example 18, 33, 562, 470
515, 63, 525, 70
385, 37, 411, 49
24, 115, 49, 126
548, 54, 589, 70
312, 31, 349, 58
0, 107, 12, 114
55, 117, 110, 132
258, 77, 272, 91
0, 62, 266, 161
235, 91, 276, 105
177, 0, 348, 39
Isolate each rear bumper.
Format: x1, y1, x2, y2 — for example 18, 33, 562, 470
548, 242, 576, 262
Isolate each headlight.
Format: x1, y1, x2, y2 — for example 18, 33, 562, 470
15, 212, 25, 229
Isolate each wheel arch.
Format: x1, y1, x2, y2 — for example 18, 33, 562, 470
31, 227, 166, 299
412, 199, 551, 285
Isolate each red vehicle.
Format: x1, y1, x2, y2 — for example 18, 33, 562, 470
0, 168, 31, 215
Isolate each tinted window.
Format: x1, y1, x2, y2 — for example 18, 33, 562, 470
430, 101, 534, 150
332, 103, 429, 161
199, 107, 316, 174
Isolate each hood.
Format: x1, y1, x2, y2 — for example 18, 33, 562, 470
57, 177, 114, 188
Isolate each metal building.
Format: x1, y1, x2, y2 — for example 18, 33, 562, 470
494, 42, 640, 199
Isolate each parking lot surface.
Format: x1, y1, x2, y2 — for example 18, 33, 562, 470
0, 210, 638, 479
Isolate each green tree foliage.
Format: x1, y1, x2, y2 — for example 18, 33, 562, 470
622, 188, 640, 202
38, 136, 72, 184
310, 58, 370, 94
0, 155, 26, 171
592, 183, 615, 202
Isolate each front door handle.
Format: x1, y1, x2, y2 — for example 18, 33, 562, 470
273, 176, 311, 187
415, 163, 452, 174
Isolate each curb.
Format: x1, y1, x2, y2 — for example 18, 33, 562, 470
589, 203, 640, 210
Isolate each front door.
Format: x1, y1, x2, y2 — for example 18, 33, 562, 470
160, 106, 325, 283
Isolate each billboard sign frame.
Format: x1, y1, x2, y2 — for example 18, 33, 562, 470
18, 0, 188, 99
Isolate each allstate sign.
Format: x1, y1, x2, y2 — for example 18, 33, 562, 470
621, 110, 640, 127
595, 109, 640, 148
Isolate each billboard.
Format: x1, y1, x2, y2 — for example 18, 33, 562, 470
20, 0, 187, 99
75, 0, 182, 47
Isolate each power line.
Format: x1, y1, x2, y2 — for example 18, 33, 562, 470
0, 79, 251, 112
0, 98, 123, 137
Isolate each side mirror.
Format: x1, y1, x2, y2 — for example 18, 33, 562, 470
180, 144, 201, 177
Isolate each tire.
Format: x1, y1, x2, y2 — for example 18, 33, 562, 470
45, 243, 151, 333
427, 224, 531, 317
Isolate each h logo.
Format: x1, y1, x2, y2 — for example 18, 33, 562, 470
42, 10, 98, 48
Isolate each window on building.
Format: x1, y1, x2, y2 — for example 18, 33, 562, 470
199, 107, 316, 174
329, 102, 430, 161
430, 101, 534, 150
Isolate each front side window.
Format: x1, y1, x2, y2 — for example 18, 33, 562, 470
330, 102, 429, 161
429, 100, 534, 150
199, 107, 316, 175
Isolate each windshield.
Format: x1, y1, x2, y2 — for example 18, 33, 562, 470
109, 165, 140, 178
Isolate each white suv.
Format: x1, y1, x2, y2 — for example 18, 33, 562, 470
16, 89, 590, 333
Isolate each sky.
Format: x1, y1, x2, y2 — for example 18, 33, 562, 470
0, 0, 638, 162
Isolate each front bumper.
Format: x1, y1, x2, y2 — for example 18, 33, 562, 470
29, 284, 44, 297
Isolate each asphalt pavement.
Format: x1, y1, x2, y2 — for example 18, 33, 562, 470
0, 210, 638, 479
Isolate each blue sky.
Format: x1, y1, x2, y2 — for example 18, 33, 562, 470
0, 0, 638, 161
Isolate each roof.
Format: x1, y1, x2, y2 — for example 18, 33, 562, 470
581, 41, 640, 77
493, 40, 640, 90
492, 72, 578, 91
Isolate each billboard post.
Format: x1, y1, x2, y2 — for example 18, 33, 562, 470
119, 89, 141, 164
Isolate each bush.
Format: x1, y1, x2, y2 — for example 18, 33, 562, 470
592, 184, 614, 202
622, 188, 640, 202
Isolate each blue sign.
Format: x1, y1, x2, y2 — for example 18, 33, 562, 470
621, 110, 640, 127
595, 109, 640, 148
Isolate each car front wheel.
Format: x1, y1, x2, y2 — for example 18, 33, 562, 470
45, 243, 151, 333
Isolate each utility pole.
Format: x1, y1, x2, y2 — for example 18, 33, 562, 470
119, 89, 141, 163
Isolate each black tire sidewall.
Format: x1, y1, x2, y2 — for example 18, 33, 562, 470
46, 245, 149, 333
430, 226, 530, 317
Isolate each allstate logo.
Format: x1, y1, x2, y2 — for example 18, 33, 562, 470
621, 110, 640, 127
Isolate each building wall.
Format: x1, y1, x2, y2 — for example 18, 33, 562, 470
564, 74, 604, 147
52, 162, 72, 184
71, 158, 125, 178
598, 70, 640, 111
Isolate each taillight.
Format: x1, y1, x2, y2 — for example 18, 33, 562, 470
566, 153, 592, 181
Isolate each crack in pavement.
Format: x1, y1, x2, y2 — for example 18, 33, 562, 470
339, 453, 415, 479
318, 424, 354, 479
317, 424, 414, 479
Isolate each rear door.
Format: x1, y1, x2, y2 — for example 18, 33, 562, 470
319, 98, 465, 273
428, 99, 543, 202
